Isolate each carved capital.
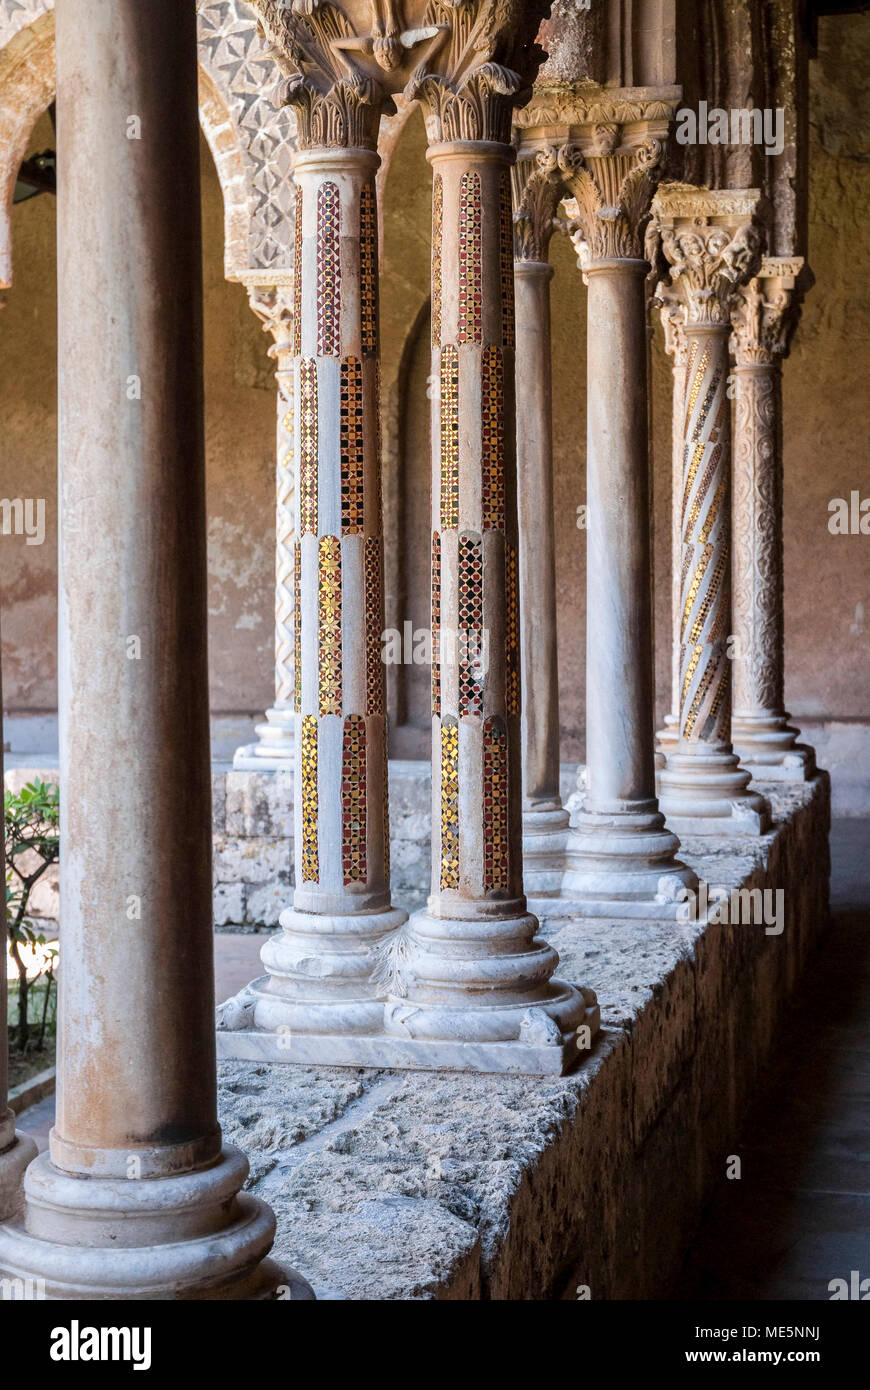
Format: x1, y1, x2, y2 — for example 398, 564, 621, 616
510, 146, 564, 261
241, 270, 295, 361
656, 283, 688, 367
730, 256, 806, 366
650, 185, 763, 329
560, 133, 666, 263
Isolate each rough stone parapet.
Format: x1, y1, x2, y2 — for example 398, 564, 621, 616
217, 775, 829, 1298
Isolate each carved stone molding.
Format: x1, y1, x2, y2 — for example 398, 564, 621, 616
560, 133, 666, 263
252, 1, 550, 149
730, 256, 806, 366
243, 269, 295, 357
651, 184, 763, 327
513, 81, 681, 131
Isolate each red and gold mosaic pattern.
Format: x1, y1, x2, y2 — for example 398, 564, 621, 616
293, 186, 303, 357
458, 172, 482, 345
432, 174, 443, 347
340, 357, 364, 534
299, 358, 318, 536
318, 535, 342, 716
439, 720, 460, 891
341, 714, 367, 885
431, 532, 441, 717
360, 182, 378, 358
483, 716, 509, 891
365, 536, 384, 717
440, 345, 459, 530
458, 535, 483, 718
293, 540, 302, 715
301, 715, 318, 882
505, 540, 520, 715
482, 345, 505, 530
499, 170, 515, 350
316, 181, 341, 357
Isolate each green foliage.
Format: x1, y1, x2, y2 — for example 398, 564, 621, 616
5, 779, 59, 1056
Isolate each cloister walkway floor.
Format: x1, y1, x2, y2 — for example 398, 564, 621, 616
678, 818, 870, 1301
16, 817, 867, 1300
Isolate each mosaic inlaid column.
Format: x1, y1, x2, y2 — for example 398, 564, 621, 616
511, 149, 569, 897
234, 272, 297, 770
730, 258, 814, 781
653, 187, 771, 837
559, 129, 696, 912
379, 73, 596, 1072
655, 288, 689, 762
0, 0, 310, 1299
0, 638, 37, 1222
247, 141, 407, 1041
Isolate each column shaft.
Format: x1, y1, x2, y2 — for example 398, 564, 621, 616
253, 148, 406, 1039
563, 261, 693, 910
382, 139, 591, 1065
729, 260, 814, 780
0, 0, 308, 1300
515, 260, 570, 894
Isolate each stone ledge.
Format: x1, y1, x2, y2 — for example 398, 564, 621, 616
217, 774, 830, 1300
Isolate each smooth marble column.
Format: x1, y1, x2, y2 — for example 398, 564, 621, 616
514, 259, 570, 895
0, 0, 310, 1300
730, 259, 814, 781
654, 189, 771, 838
563, 257, 696, 911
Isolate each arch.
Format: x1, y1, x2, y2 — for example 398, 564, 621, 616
0, 2, 277, 289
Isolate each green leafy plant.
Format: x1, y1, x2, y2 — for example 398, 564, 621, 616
5, 779, 59, 1056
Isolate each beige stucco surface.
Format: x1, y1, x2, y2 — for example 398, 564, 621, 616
1, 13, 868, 759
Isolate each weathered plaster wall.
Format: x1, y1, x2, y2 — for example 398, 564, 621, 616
0, 119, 276, 717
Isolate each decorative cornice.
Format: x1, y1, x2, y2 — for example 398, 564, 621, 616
650, 185, 763, 329
510, 146, 564, 261
730, 256, 806, 365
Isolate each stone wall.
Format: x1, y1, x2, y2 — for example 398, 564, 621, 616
217, 775, 830, 1299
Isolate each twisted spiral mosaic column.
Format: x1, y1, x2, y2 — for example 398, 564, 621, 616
656, 303, 688, 758
254, 147, 406, 1039
658, 324, 770, 831
382, 140, 591, 1063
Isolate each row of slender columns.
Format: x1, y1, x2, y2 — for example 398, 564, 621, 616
0, 0, 310, 1300
216, 0, 597, 1074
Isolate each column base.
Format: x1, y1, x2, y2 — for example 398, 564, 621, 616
521, 804, 570, 895
659, 746, 771, 836
233, 707, 296, 771
557, 805, 698, 918
731, 716, 816, 782
216, 900, 600, 1077
235, 904, 409, 1037
0, 1118, 38, 1222
0, 1145, 314, 1300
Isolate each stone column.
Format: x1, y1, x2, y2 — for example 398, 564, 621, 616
653, 186, 771, 838
246, 123, 408, 1044
0, 643, 37, 1222
234, 271, 297, 770
511, 149, 569, 898
729, 258, 814, 781
378, 64, 596, 1074
558, 128, 696, 913
655, 288, 689, 761
0, 0, 311, 1300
